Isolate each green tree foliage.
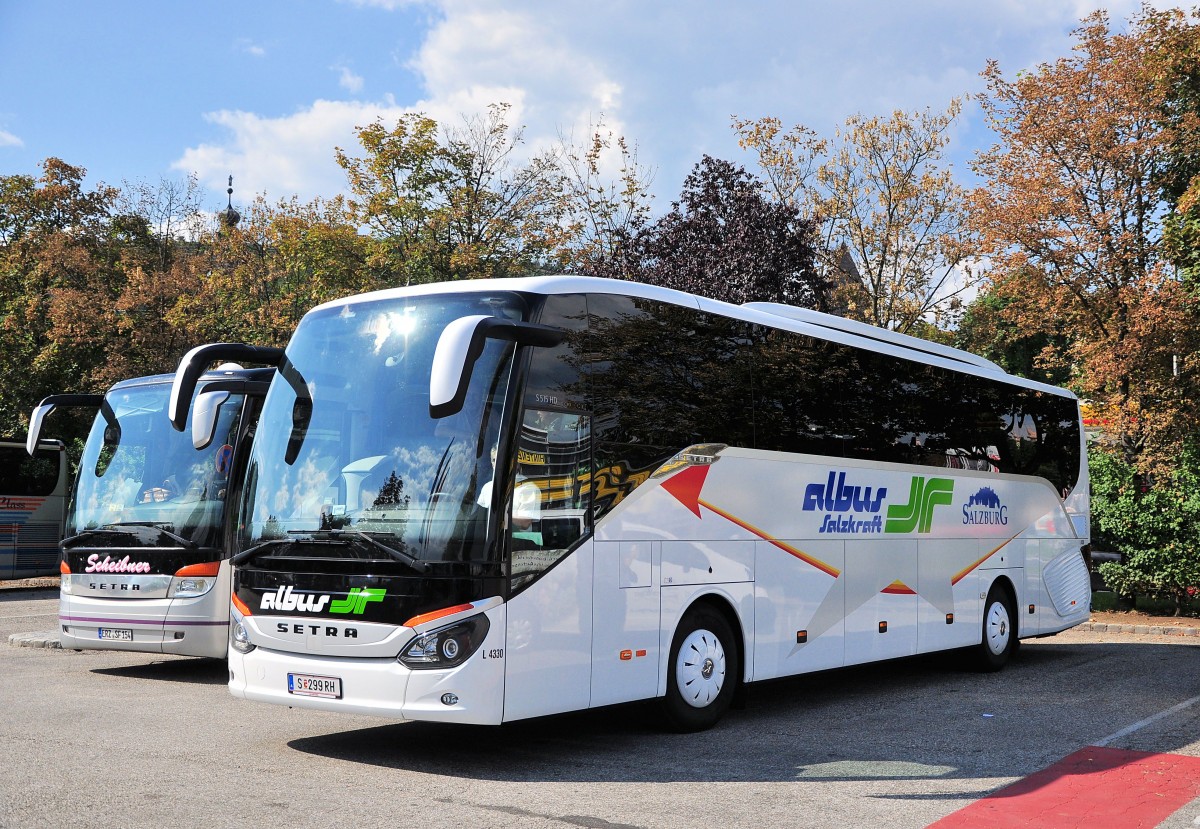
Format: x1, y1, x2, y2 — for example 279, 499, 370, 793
336, 103, 568, 283
601, 155, 826, 307
1091, 441, 1200, 614
955, 282, 1072, 386
170, 194, 376, 349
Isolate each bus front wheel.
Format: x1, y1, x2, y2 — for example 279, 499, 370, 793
661, 606, 738, 732
972, 585, 1016, 672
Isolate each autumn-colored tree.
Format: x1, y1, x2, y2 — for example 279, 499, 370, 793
734, 101, 977, 332
336, 103, 567, 283
969, 9, 1200, 466
0, 159, 119, 437
606, 155, 825, 307
169, 194, 375, 349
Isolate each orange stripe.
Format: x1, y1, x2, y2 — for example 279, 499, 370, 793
175, 561, 221, 577
231, 592, 252, 616
404, 603, 474, 628
952, 537, 1018, 585
698, 499, 841, 578
881, 580, 916, 595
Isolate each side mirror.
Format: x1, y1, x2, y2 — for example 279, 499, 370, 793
191, 389, 231, 450
429, 316, 564, 419
26, 393, 103, 455
169, 343, 284, 431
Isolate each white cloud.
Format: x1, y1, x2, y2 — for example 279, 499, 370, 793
335, 65, 365, 94
172, 99, 410, 201
178, 0, 1189, 207
0, 129, 22, 148
237, 38, 267, 58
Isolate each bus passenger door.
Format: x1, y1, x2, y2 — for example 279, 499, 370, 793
502, 407, 595, 722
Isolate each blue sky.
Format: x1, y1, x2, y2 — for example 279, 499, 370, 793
0, 0, 1175, 218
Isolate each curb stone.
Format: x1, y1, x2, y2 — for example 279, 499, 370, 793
1077, 622, 1200, 637
7, 632, 61, 649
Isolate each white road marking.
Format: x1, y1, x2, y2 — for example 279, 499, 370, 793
1095, 694, 1200, 747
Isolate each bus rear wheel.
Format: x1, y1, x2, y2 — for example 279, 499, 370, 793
661, 606, 738, 732
972, 585, 1016, 672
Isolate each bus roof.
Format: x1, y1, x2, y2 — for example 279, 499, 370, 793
107, 365, 276, 393
304, 275, 1075, 401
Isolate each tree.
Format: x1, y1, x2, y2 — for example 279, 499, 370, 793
169, 194, 376, 349
336, 103, 567, 283
611, 155, 826, 307
553, 119, 655, 276
734, 101, 978, 332
954, 286, 1072, 386
0, 159, 118, 437
1091, 440, 1200, 615
969, 9, 1197, 466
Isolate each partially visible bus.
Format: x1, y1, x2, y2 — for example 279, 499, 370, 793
181, 276, 1090, 730
29, 352, 278, 656
0, 437, 69, 579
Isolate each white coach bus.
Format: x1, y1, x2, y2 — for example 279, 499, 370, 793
0, 436, 69, 579
30, 353, 278, 657
175, 276, 1089, 730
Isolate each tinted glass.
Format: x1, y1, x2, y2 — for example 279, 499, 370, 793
239, 293, 525, 564
69, 384, 245, 550
0, 446, 61, 497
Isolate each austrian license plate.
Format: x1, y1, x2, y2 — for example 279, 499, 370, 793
288, 672, 342, 699
98, 628, 133, 641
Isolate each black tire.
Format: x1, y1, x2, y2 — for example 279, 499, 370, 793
661, 605, 739, 732
972, 584, 1017, 672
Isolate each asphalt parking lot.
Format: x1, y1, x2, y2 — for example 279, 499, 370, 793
2, 586, 1198, 829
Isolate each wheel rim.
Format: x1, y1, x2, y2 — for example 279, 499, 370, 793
675, 628, 727, 708
984, 600, 1012, 656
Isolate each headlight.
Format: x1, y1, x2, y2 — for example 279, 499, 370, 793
169, 561, 221, 598
398, 614, 490, 670
230, 612, 255, 654
167, 577, 216, 598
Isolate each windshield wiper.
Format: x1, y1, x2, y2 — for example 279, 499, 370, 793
342, 530, 428, 573
62, 523, 197, 550
275, 529, 429, 573
230, 538, 296, 566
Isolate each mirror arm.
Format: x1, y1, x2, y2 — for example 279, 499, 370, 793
26, 393, 103, 455
169, 343, 284, 432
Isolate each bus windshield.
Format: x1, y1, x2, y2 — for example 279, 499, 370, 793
238, 292, 524, 564
70, 382, 246, 550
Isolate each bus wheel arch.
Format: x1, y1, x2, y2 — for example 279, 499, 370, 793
660, 595, 743, 732
973, 577, 1018, 672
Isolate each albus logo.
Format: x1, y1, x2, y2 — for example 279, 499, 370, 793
260, 585, 330, 613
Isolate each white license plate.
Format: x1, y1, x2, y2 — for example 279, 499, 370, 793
288, 673, 342, 699
98, 628, 133, 641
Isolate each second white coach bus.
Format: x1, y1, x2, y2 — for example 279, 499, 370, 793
177, 276, 1090, 730
0, 437, 69, 579
30, 354, 278, 657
